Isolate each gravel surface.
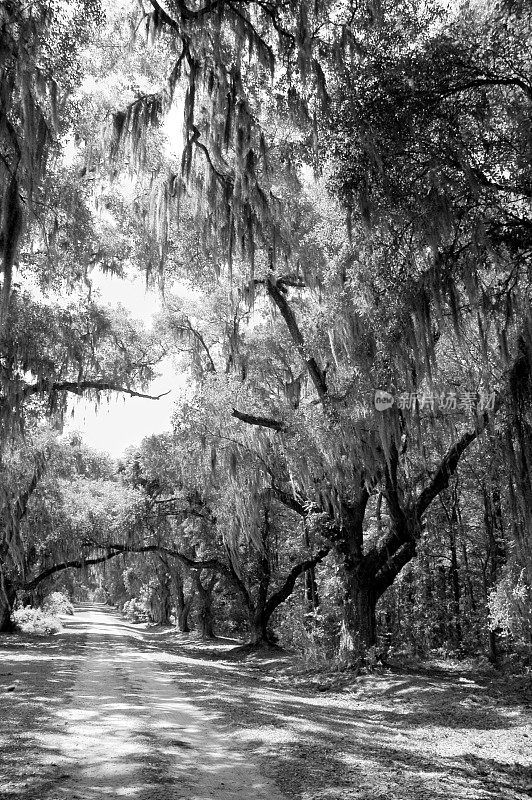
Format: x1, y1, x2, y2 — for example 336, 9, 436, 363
1, 605, 531, 800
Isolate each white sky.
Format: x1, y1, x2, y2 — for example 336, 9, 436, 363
64, 272, 183, 458
60, 87, 187, 459
57, 13, 206, 459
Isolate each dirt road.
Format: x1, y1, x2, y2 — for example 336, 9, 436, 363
1, 605, 531, 800
0, 606, 285, 800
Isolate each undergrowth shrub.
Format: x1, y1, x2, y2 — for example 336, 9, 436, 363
488, 567, 532, 662
276, 602, 341, 667
92, 587, 108, 603
43, 591, 74, 616
122, 598, 150, 623
12, 607, 62, 635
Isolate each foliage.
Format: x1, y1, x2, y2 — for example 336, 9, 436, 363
489, 567, 532, 651
92, 587, 109, 603
2, 0, 532, 670
42, 591, 74, 616
0, 431, 146, 634
122, 597, 150, 623
11, 606, 62, 635
0, 0, 102, 317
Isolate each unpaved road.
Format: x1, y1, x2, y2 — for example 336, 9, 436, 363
0, 606, 284, 800
1, 605, 532, 800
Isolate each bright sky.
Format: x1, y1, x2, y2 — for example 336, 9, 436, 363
64, 272, 184, 458
61, 71, 187, 458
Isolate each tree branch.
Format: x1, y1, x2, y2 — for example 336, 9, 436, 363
371, 396, 504, 592
232, 408, 286, 431
439, 76, 532, 102
147, 0, 181, 28
264, 546, 331, 618
374, 539, 416, 598
22, 548, 129, 590
166, 0, 223, 21
415, 396, 503, 520
21, 542, 231, 591
266, 276, 328, 404
268, 485, 308, 516
22, 379, 170, 401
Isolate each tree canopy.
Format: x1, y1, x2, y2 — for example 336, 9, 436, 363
0, 0, 531, 666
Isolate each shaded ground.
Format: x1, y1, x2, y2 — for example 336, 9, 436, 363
1, 606, 531, 800
0, 606, 283, 800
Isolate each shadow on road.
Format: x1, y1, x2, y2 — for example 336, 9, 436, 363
1, 605, 284, 800
1, 604, 530, 800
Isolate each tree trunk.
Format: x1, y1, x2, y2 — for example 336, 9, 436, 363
483, 483, 507, 663
458, 513, 476, 613
339, 569, 377, 662
158, 594, 172, 625
248, 608, 272, 645
449, 495, 462, 647
245, 507, 273, 646
177, 601, 192, 633
176, 587, 194, 633
171, 566, 192, 632
158, 572, 172, 625
0, 573, 16, 633
242, 540, 332, 647
194, 571, 216, 639
304, 565, 319, 610
303, 522, 319, 612
197, 601, 215, 639
335, 492, 375, 663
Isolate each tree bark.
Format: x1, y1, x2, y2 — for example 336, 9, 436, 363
303, 522, 319, 611
457, 502, 476, 613
248, 608, 272, 645
243, 537, 331, 646
175, 582, 188, 631
332, 490, 376, 662
0, 572, 16, 633
197, 604, 215, 638
304, 564, 319, 611
151, 562, 172, 625
174, 575, 194, 633
177, 599, 193, 633
194, 571, 216, 639
239, 540, 331, 647
448, 488, 462, 646
157, 579, 172, 625
242, 506, 274, 646
483, 482, 507, 663
339, 570, 377, 661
